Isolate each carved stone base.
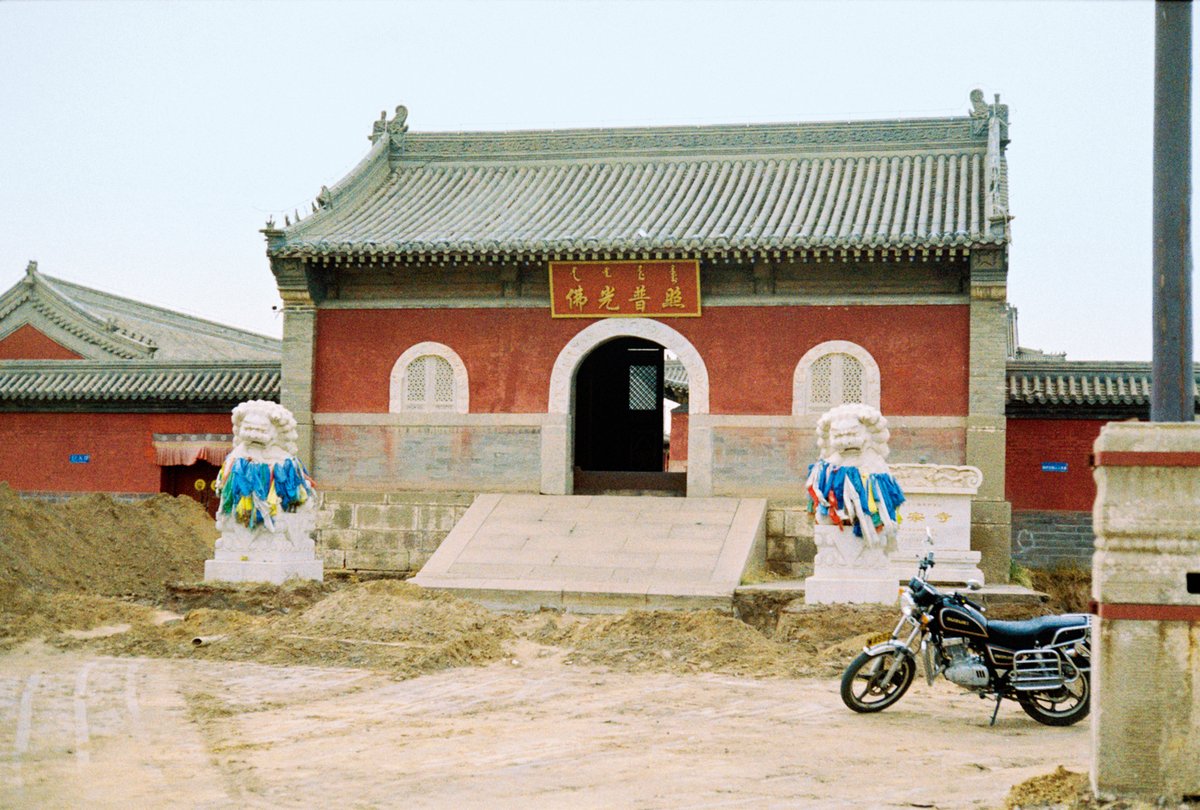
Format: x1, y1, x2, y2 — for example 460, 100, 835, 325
204, 558, 324, 585
804, 524, 898, 604
889, 548, 984, 585
205, 509, 323, 584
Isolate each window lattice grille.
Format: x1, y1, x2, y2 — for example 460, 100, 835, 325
404, 355, 455, 411
405, 356, 428, 404
808, 352, 865, 410
432, 357, 455, 406
629, 365, 658, 410
811, 355, 834, 406
840, 355, 864, 403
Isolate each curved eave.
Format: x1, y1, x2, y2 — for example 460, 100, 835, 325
0, 361, 281, 408
269, 234, 1004, 262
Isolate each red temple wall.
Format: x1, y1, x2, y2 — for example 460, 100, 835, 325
0, 412, 231, 493
313, 305, 970, 416
1005, 418, 1113, 511
0, 324, 84, 360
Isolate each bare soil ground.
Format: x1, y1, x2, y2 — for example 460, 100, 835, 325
0, 489, 1127, 808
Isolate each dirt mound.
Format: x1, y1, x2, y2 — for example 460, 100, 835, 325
1031, 564, 1092, 614
550, 609, 808, 677
0, 484, 216, 598
163, 579, 333, 615
80, 580, 513, 679
0, 583, 161, 649
1005, 766, 1091, 808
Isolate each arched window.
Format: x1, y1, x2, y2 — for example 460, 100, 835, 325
792, 341, 880, 415
389, 342, 469, 413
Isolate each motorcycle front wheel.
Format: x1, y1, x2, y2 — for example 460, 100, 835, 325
1018, 671, 1090, 726
840, 649, 916, 713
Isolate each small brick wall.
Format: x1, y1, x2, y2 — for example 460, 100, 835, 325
1011, 509, 1094, 570
315, 490, 476, 575
15, 490, 157, 504
1005, 419, 1108, 511
765, 500, 814, 576
0, 411, 232, 493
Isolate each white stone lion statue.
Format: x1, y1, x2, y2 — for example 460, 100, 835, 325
805, 403, 905, 545
212, 400, 316, 554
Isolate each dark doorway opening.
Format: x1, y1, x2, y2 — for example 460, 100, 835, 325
161, 461, 220, 518
573, 337, 684, 495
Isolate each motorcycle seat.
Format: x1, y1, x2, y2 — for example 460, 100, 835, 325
986, 613, 1090, 649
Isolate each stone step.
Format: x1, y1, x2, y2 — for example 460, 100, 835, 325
411, 493, 767, 613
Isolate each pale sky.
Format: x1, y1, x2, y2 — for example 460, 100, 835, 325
0, 0, 1193, 362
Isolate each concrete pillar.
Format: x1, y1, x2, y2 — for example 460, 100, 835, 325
1091, 421, 1200, 802
967, 248, 1012, 582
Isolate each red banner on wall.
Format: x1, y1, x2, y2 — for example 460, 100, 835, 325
548, 260, 701, 319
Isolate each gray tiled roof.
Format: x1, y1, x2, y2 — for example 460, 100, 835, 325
0, 263, 281, 362
1007, 361, 1200, 409
268, 92, 1011, 261
0, 361, 279, 406
38, 275, 281, 361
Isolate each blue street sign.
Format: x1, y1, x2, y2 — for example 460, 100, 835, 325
69, 454, 90, 464
1041, 462, 1068, 473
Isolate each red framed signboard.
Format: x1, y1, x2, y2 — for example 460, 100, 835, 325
548, 260, 701, 319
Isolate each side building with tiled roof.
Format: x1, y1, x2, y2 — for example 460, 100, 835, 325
267, 91, 1016, 581
1005, 354, 1200, 569
0, 261, 280, 507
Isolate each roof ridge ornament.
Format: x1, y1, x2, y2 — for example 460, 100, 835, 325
369, 104, 409, 144
968, 89, 1009, 140
25, 260, 38, 278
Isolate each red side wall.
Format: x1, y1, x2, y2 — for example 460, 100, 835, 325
1005, 418, 1114, 511
0, 325, 84, 359
314, 305, 970, 416
0, 412, 232, 493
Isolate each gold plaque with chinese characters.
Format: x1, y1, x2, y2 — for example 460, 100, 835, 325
548, 260, 701, 318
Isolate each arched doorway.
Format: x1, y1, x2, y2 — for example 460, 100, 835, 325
544, 318, 711, 496
573, 337, 670, 492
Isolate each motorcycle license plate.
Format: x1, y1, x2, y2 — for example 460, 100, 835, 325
865, 632, 891, 646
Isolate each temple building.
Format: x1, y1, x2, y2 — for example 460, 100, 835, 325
0, 262, 280, 510
265, 91, 1016, 581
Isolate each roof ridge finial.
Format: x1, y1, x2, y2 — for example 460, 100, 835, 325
25, 260, 38, 278
369, 105, 409, 144
388, 105, 409, 136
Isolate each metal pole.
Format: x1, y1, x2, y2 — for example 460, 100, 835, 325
1151, 0, 1193, 422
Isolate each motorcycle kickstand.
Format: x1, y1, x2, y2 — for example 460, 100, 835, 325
989, 694, 1003, 726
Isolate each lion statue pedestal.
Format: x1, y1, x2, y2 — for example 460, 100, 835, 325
802, 404, 905, 605
203, 401, 324, 585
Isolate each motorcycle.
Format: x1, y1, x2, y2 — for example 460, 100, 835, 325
839, 533, 1091, 726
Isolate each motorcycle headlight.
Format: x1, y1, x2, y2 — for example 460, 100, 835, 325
900, 590, 917, 617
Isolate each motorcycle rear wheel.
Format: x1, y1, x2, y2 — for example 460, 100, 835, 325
1018, 671, 1090, 726
840, 649, 916, 713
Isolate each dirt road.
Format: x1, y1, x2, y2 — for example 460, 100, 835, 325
0, 641, 1086, 809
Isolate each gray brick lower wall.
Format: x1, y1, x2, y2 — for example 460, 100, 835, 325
710, 425, 966, 499
1011, 510, 1094, 570
314, 424, 541, 491
316, 490, 476, 576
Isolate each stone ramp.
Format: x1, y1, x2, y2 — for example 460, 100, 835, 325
411, 494, 767, 613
